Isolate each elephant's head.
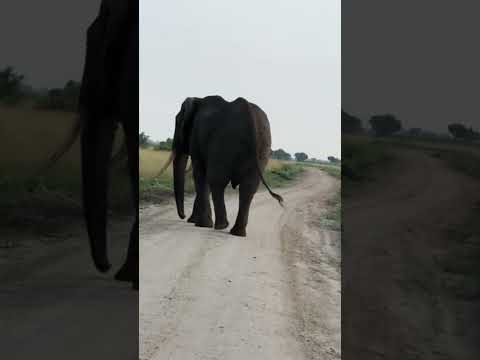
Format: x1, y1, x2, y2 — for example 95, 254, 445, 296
171, 97, 198, 219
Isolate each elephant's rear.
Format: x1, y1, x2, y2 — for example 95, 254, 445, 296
242, 99, 283, 206
226, 98, 272, 172
245, 101, 272, 172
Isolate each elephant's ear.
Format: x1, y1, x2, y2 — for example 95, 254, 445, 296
174, 97, 197, 154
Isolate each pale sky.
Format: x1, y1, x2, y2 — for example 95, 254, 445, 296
140, 0, 341, 160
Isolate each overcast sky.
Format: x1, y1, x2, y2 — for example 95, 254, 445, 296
343, 1, 480, 133
0, 0, 99, 88
140, 0, 341, 160
3, 1, 478, 150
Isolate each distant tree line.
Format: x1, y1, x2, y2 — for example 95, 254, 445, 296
342, 109, 404, 137
271, 149, 309, 162
343, 107, 479, 142
342, 110, 364, 134
140, 133, 341, 164
35, 80, 80, 111
154, 138, 173, 150
448, 123, 480, 140
0, 65, 80, 111
271, 148, 340, 163
328, 156, 340, 164
369, 114, 402, 136
139, 132, 173, 150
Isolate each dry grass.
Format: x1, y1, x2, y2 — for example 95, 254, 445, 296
0, 107, 80, 179
0, 106, 128, 213
139, 149, 174, 179
0, 106, 124, 181
139, 149, 284, 180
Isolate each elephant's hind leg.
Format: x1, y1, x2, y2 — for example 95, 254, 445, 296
115, 216, 138, 285
230, 180, 258, 237
187, 195, 200, 223
193, 166, 213, 228
212, 184, 229, 230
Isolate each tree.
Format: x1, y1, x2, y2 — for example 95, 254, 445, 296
0, 66, 25, 104
271, 148, 292, 161
448, 123, 479, 140
62, 80, 81, 111
34, 80, 81, 111
46, 88, 64, 109
342, 110, 364, 134
154, 137, 173, 151
294, 152, 308, 162
139, 132, 150, 148
369, 114, 402, 136
328, 156, 340, 164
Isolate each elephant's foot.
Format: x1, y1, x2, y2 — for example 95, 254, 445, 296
187, 214, 197, 223
114, 262, 137, 282
215, 220, 229, 230
91, 251, 112, 273
94, 260, 112, 273
230, 224, 247, 237
195, 217, 213, 228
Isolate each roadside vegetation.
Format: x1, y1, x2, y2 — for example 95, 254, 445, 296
343, 110, 480, 301
263, 162, 305, 187
342, 107, 480, 183
139, 131, 341, 203
342, 135, 394, 181
440, 151, 480, 179
320, 190, 341, 231
300, 162, 341, 179
1, 65, 131, 224
0, 106, 130, 230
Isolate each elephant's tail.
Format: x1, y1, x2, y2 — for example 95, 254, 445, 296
156, 150, 174, 177
34, 113, 126, 178
156, 151, 192, 178
244, 100, 284, 208
34, 114, 82, 176
257, 162, 284, 207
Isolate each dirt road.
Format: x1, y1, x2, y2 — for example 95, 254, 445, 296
0, 217, 138, 359
343, 149, 480, 359
140, 168, 341, 360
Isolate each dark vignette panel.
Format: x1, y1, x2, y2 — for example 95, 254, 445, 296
342, 1, 480, 359
0, 1, 138, 358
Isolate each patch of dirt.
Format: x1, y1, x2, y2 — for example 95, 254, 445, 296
342, 149, 480, 359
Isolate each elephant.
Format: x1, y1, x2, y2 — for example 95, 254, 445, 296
160, 96, 284, 237
76, 0, 138, 289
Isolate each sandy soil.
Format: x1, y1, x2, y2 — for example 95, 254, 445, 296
140, 168, 341, 360
343, 149, 480, 359
0, 217, 138, 359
